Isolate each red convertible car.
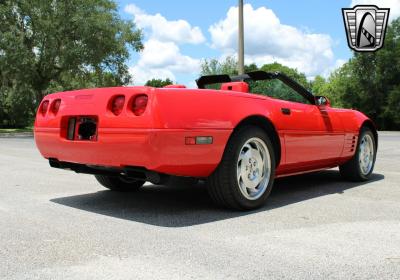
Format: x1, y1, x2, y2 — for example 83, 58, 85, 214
34, 71, 377, 210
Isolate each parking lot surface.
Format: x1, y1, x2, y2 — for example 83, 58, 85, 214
0, 132, 399, 279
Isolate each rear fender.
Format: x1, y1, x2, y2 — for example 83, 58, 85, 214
153, 88, 276, 129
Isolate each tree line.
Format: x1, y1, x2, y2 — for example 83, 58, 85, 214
315, 17, 400, 130
0, 0, 143, 127
1, 0, 399, 130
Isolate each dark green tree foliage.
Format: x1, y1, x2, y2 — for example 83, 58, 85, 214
379, 18, 400, 130
200, 58, 309, 102
317, 18, 400, 130
0, 0, 143, 127
249, 62, 311, 103
200, 56, 238, 76
200, 56, 238, 89
145, 78, 173, 88
312, 63, 356, 109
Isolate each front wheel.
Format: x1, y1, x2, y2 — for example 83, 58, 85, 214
339, 127, 377, 181
207, 125, 276, 210
95, 175, 145, 191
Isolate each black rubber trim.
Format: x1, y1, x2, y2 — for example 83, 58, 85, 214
48, 159, 169, 184
196, 71, 315, 104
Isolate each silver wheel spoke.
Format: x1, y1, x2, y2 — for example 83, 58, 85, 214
239, 180, 249, 197
236, 137, 271, 200
359, 134, 374, 175
238, 146, 252, 164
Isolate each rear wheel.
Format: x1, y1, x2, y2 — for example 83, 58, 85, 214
339, 127, 376, 181
95, 175, 145, 191
207, 125, 276, 210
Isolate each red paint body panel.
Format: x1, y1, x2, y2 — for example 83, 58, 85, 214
220, 82, 249, 93
34, 86, 372, 178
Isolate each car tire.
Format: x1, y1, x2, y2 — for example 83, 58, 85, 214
339, 127, 377, 182
207, 125, 276, 210
95, 175, 145, 191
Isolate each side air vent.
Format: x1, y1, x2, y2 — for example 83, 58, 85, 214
344, 135, 357, 153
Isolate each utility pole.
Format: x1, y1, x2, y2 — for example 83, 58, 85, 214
238, 0, 245, 75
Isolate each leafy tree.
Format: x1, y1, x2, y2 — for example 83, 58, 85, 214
145, 78, 173, 88
260, 62, 309, 89
321, 17, 400, 130
311, 75, 326, 95
244, 63, 258, 73
199, 56, 238, 89
378, 17, 400, 129
384, 85, 400, 127
200, 56, 238, 76
250, 62, 311, 103
0, 0, 143, 127
199, 58, 310, 102
308, 62, 360, 109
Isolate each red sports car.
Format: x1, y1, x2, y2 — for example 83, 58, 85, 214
34, 71, 377, 210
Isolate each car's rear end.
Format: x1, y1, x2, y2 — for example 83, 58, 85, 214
34, 86, 231, 180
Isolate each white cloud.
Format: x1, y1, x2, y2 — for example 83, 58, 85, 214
351, 0, 400, 21
320, 59, 347, 79
124, 4, 205, 45
124, 4, 203, 85
129, 66, 176, 85
129, 39, 200, 85
209, 4, 336, 77
136, 39, 199, 71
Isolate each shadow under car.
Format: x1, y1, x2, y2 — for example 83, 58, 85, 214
50, 170, 384, 227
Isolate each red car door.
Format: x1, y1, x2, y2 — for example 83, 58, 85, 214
274, 99, 345, 172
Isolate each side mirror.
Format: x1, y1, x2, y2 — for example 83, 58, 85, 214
315, 96, 330, 107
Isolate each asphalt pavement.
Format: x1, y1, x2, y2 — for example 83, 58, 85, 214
0, 132, 399, 279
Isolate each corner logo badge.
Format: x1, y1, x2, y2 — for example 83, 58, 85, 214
342, 5, 390, 52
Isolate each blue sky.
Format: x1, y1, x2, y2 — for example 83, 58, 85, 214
115, 0, 400, 86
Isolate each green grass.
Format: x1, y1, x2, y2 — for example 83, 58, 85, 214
0, 126, 33, 134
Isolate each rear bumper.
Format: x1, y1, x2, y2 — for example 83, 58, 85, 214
34, 127, 231, 177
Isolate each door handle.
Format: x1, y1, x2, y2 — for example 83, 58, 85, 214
281, 108, 291, 115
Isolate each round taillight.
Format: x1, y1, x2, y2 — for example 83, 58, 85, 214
132, 95, 148, 116
51, 99, 61, 115
111, 95, 125, 116
41, 100, 49, 115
